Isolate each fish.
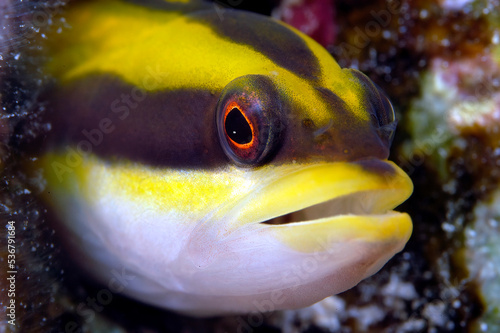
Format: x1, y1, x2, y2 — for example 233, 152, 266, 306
30, 0, 413, 316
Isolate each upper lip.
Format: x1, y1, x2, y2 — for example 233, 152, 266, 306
228, 159, 413, 229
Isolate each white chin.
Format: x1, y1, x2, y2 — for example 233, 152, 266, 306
70, 214, 403, 316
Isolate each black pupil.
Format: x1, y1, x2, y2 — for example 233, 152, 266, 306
225, 108, 253, 145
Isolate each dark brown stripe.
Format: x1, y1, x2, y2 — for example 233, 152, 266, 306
126, 1, 323, 80
39, 74, 229, 168
33, 73, 393, 170
190, 9, 322, 81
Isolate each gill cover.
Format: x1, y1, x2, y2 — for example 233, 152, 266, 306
30, 0, 413, 316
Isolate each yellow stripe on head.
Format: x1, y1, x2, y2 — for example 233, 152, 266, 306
44, 0, 371, 127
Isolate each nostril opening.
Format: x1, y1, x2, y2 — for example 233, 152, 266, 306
313, 119, 334, 137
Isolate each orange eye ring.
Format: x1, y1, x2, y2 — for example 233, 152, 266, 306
223, 101, 256, 150
216, 75, 283, 166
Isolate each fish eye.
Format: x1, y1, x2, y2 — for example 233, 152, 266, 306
224, 102, 254, 148
216, 75, 283, 166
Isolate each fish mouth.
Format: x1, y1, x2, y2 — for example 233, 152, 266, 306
229, 159, 413, 252
236, 159, 412, 224
262, 189, 400, 225
182, 159, 412, 296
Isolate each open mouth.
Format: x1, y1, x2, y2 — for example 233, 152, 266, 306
232, 159, 413, 235
262, 190, 396, 225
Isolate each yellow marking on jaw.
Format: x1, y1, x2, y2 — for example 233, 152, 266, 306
112, 166, 252, 215
38, 152, 412, 255
39, 153, 255, 219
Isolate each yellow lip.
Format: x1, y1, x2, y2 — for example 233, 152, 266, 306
270, 211, 412, 253
230, 159, 413, 252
